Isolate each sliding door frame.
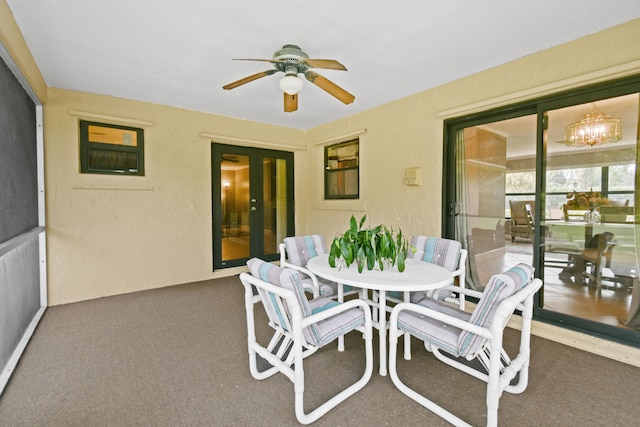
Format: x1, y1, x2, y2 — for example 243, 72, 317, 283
444, 73, 640, 347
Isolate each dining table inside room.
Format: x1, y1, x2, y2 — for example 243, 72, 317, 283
542, 219, 638, 282
307, 253, 454, 376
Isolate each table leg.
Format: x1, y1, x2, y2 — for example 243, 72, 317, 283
378, 289, 387, 376
403, 291, 411, 360
337, 284, 345, 351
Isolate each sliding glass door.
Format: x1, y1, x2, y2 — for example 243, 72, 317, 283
539, 93, 639, 334
444, 75, 640, 346
447, 115, 537, 288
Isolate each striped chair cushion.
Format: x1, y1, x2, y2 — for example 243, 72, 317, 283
284, 235, 328, 267
284, 235, 345, 297
457, 263, 534, 359
408, 236, 462, 303
397, 298, 472, 356
248, 258, 313, 318
410, 236, 462, 271
308, 297, 365, 347
247, 258, 363, 347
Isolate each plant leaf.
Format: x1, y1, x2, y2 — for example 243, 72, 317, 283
366, 246, 375, 270
397, 250, 406, 272
341, 240, 353, 265
350, 215, 358, 233
356, 246, 366, 273
359, 214, 367, 229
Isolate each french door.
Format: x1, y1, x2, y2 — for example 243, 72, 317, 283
212, 143, 294, 269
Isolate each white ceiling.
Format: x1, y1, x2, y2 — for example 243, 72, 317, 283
6, 1, 640, 130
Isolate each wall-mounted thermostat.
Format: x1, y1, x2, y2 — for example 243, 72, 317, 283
404, 167, 422, 186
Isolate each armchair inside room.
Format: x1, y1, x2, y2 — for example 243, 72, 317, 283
509, 200, 535, 242
388, 263, 542, 427
239, 258, 373, 425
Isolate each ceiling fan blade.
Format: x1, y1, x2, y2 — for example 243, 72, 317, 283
304, 71, 355, 105
233, 58, 347, 71
222, 69, 277, 90
303, 59, 347, 71
284, 93, 298, 113
232, 58, 280, 63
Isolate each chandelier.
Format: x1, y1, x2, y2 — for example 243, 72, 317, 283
561, 103, 621, 147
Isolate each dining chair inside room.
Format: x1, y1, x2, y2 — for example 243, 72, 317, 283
575, 232, 617, 296
523, 203, 583, 277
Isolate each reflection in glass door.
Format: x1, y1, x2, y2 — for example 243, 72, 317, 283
445, 77, 640, 345
220, 152, 250, 262
540, 94, 639, 330
212, 143, 293, 269
448, 115, 537, 290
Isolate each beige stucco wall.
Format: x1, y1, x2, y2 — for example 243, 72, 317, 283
300, 18, 640, 243
43, 89, 304, 304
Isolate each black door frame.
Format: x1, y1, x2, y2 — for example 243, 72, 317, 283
211, 143, 294, 269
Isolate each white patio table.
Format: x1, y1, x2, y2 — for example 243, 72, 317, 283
307, 253, 453, 376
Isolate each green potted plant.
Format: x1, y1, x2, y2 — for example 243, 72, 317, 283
328, 214, 413, 273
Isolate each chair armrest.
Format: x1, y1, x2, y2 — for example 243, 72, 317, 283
302, 298, 372, 328
437, 278, 541, 310
240, 272, 301, 308
280, 261, 320, 297
436, 285, 483, 300
390, 302, 493, 340
449, 249, 467, 282
278, 243, 287, 265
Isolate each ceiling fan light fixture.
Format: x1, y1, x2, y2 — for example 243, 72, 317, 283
279, 75, 304, 95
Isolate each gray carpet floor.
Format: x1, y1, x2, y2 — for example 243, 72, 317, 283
0, 275, 639, 426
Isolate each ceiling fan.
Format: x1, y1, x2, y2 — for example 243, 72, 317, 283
222, 44, 355, 113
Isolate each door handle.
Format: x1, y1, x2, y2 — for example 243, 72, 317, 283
249, 206, 257, 211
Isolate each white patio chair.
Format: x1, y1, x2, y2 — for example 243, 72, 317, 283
389, 263, 542, 427
383, 236, 467, 309
239, 258, 373, 425
280, 235, 366, 351
280, 235, 363, 300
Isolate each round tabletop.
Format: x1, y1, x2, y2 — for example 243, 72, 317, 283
307, 253, 453, 292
